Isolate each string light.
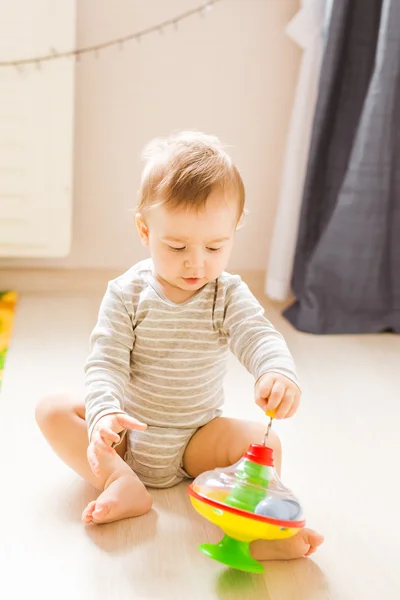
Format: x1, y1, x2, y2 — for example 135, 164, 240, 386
201, 3, 214, 17
0, 0, 220, 71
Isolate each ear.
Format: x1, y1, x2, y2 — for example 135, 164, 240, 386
236, 209, 248, 231
135, 213, 150, 246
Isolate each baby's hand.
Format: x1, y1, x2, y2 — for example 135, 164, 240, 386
255, 372, 300, 419
88, 412, 147, 476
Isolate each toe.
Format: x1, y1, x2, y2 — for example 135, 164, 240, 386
304, 531, 324, 556
81, 500, 97, 523
92, 501, 111, 522
310, 532, 325, 547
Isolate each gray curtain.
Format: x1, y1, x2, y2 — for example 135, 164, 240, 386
284, 0, 400, 334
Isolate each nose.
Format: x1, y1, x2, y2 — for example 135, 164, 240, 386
185, 248, 204, 271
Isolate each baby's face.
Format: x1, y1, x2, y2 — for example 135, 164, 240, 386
137, 188, 239, 299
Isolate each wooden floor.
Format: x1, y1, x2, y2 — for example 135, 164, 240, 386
1, 275, 399, 599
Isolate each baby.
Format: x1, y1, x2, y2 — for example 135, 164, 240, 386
36, 131, 323, 560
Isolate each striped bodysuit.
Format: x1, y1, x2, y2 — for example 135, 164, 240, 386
84, 259, 298, 488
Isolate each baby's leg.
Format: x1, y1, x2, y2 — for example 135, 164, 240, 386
183, 417, 323, 560
35, 393, 152, 524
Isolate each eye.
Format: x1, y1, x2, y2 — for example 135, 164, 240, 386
207, 247, 222, 253
169, 246, 186, 252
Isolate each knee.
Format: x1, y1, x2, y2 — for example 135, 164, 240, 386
35, 393, 78, 433
264, 429, 282, 466
135, 488, 153, 518
228, 421, 282, 465
142, 490, 153, 515
249, 425, 282, 474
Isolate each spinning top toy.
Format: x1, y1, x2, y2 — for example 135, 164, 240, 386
188, 412, 305, 573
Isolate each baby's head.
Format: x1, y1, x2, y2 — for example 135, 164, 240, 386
136, 131, 245, 294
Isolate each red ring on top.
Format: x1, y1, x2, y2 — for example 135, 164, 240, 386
244, 444, 274, 466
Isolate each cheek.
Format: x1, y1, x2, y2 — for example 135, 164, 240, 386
207, 249, 230, 272
151, 244, 180, 272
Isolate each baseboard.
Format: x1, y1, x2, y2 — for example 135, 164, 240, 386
0, 268, 120, 294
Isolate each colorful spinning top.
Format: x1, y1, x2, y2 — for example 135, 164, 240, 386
188, 412, 305, 573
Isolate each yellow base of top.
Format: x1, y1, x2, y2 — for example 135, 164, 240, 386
190, 496, 302, 543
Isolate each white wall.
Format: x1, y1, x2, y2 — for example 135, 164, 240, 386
0, 0, 300, 272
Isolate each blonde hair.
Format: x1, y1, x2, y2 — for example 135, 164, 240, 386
137, 131, 245, 218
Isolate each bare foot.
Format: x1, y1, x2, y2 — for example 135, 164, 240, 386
81, 473, 152, 525
250, 528, 324, 561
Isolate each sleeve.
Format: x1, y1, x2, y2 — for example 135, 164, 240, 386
84, 280, 135, 440
222, 278, 299, 387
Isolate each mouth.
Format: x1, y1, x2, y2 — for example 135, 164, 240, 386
182, 277, 203, 285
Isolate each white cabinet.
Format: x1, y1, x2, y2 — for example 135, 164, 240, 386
0, 0, 76, 256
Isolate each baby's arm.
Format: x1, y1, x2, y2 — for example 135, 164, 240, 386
223, 278, 300, 416
84, 280, 135, 441
223, 279, 298, 383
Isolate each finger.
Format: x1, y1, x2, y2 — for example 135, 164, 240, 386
255, 396, 268, 411
257, 374, 275, 400
255, 397, 277, 415
274, 390, 295, 419
94, 436, 116, 454
89, 438, 116, 476
88, 437, 116, 476
87, 445, 101, 476
285, 393, 300, 419
255, 375, 275, 411
98, 426, 120, 445
116, 414, 147, 431
265, 381, 285, 413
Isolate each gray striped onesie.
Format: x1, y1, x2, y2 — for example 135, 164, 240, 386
84, 259, 298, 488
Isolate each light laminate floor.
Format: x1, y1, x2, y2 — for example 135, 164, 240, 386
0, 278, 399, 599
